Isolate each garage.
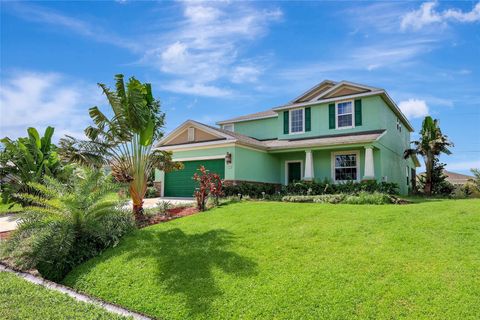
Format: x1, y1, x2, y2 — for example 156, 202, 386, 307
164, 159, 225, 197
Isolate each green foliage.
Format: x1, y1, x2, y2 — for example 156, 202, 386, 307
470, 168, 480, 191
0, 272, 128, 320
1, 168, 134, 281
145, 186, 158, 198
64, 200, 480, 319
283, 179, 398, 196
58, 74, 181, 221
282, 192, 393, 204
404, 116, 453, 195
0, 126, 70, 204
418, 159, 455, 196
223, 182, 279, 198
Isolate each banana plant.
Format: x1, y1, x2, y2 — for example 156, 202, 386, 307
59, 74, 181, 223
404, 116, 453, 196
1, 126, 61, 203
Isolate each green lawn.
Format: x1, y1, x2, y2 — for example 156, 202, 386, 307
0, 272, 128, 319
64, 199, 480, 320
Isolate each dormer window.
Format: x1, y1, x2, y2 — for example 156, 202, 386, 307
336, 101, 354, 129
222, 124, 234, 131
290, 108, 304, 134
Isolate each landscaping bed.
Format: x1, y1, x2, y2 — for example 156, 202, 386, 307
63, 199, 480, 320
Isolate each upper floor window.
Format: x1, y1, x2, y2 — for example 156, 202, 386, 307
396, 118, 402, 132
336, 101, 353, 128
222, 124, 234, 131
290, 108, 304, 133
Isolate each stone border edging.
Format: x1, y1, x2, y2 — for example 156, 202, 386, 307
0, 262, 153, 320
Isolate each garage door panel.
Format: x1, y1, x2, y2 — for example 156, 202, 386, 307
164, 159, 225, 197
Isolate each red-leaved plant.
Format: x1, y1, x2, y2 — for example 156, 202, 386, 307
193, 166, 224, 211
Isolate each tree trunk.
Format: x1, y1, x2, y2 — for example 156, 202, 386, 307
424, 155, 433, 196
129, 182, 147, 225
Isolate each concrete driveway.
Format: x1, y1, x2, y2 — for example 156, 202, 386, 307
127, 197, 195, 209
0, 214, 18, 233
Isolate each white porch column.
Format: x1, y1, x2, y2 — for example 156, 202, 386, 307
304, 150, 314, 181
363, 146, 375, 180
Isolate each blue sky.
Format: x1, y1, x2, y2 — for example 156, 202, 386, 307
1, 1, 479, 174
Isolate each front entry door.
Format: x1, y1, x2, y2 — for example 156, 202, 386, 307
287, 162, 302, 184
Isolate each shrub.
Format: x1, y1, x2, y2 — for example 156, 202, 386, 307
282, 192, 393, 205
283, 180, 398, 196
223, 182, 278, 198
193, 166, 224, 211
145, 186, 158, 198
1, 168, 134, 281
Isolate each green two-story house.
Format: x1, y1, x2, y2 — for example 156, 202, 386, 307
155, 80, 420, 196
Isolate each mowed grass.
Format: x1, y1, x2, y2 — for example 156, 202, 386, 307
0, 272, 128, 320
64, 199, 480, 320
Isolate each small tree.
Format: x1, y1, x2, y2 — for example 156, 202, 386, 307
418, 159, 454, 196
470, 168, 480, 191
192, 166, 223, 211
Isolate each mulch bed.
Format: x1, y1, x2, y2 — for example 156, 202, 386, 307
142, 206, 199, 227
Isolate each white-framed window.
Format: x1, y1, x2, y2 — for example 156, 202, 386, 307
289, 108, 304, 134
331, 151, 359, 182
336, 100, 354, 129
222, 123, 234, 131
187, 127, 195, 142
396, 118, 402, 132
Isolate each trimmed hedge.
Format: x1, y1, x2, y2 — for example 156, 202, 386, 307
282, 192, 395, 205
283, 180, 398, 195
223, 183, 278, 198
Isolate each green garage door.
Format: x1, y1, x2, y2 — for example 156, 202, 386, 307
164, 159, 225, 197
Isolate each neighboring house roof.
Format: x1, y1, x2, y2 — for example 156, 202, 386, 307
216, 109, 277, 125
157, 120, 385, 152
417, 170, 475, 185
444, 170, 475, 185
215, 79, 414, 132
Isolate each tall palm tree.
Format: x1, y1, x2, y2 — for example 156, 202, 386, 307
404, 116, 453, 196
59, 74, 180, 223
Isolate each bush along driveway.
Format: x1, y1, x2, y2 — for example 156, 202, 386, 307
64, 199, 480, 320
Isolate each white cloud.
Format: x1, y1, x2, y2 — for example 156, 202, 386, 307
0, 72, 101, 140
398, 99, 430, 119
401, 1, 480, 31
143, 2, 282, 95
160, 81, 232, 98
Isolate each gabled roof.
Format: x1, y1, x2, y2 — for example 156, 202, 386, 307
290, 80, 338, 103
216, 110, 277, 125
157, 120, 386, 152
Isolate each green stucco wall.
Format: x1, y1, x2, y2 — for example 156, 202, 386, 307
234, 147, 281, 183
232, 117, 278, 140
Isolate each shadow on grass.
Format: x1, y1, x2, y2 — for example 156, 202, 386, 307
126, 228, 257, 316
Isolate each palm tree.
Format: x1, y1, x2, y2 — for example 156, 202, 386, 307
59, 74, 180, 223
404, 116, 453, 196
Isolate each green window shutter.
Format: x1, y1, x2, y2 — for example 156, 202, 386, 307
355, 99, 362, 126
305, 107, 311, 132
328, 103, 335, 129
283, 111, 289, 134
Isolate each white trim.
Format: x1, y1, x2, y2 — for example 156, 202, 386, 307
331, 150, 360, 183
216, 114, 277, 125
157, 140, 236, 151
285, 160, 304, 185
312, 81, 381, 101
289, 107, 305, 134
158, 120, 234, 146
273, 90, 384, 111
187, 127, 195, 142
335, 100, 355, 130
289, 80, 337, 103
173, 155, 226, 162
222, 123, 234, 131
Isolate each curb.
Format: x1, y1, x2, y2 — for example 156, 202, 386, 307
0, 262, 153, 320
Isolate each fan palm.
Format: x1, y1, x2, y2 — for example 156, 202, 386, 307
404, 116, 453, 195
2, 168, 133, 281
59, 74, 180, 223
